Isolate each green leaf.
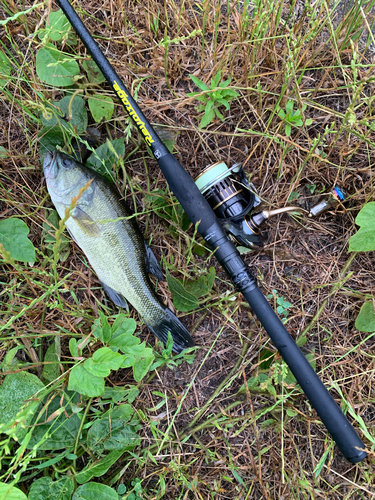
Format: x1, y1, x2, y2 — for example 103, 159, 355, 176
38, 126, 66, 159
111, 316, 137, 339
0, 483, 27, 500
355, 201, 375, 227
41, 95, 88, 135
87, 138, 125, 178
165, 270, 199, 312
36, 45, 80, 87
0, 218, 36, 262
82, 60, 106, 83
285, 101, 294, 113
28, 476, 74, 500
69, 338, 79, 357
285, 123, 291, 137
109, 333, 140, 352
199, 108, 215, 128
75, 450, 124, 484
349, 202, 375, 252
38, 9, 76, 45
189, 74, 210, 91
84, 347, 124, 377
99, 311, 112, 343
42, 341, 60, 382
0, 372, 44, 440
0, 51, 11, 88
348, 227, 375, 252
73, 483, 119, 500
355, 301, 375, 332
132, 346, 155, 381
87, 404, 141, 452
68, 364, 105, 397
102, 385, 139, 403
184, 267, 216, 298
219, 78, 231, 88
88, 95, 114, 122
27, 391, 81, 450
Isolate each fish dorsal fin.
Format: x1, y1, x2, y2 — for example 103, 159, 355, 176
145, 242, 164, 281
71, 206, 101, 237
101, 281, 129, 310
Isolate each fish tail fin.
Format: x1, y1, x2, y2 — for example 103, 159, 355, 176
147, 308, 195, 353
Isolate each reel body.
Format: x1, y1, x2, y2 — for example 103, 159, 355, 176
195, 161, 346, 250
195, 162, 263, 249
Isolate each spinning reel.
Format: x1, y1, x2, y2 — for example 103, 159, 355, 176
195, 161, 346, 250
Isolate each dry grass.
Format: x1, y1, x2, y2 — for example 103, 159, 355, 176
1, 0, 375, 498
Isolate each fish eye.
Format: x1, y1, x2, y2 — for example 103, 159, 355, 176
62, 158, 72, 168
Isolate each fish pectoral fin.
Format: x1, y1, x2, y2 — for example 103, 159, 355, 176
145, 241, 164, 281
71, 206, 101, 237
101, 281, 129, 310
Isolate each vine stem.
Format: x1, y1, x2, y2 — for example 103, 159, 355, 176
73, 397, 93, 472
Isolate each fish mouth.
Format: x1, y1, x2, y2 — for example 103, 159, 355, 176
43, 150, 58, 180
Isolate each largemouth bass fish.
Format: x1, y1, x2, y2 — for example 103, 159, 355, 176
43, 150, 194, 352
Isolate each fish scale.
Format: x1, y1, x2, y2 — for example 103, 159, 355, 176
43, 150, 195, 352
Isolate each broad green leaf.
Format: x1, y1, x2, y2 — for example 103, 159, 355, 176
0, 218, 36, 262
184, 267, 216, 298
73, 483, 118, 500
68, 364, 105, 397
0, 146, 7, 156
82, 60, 106, 83
111, 316, 137, 339
84, 347, 123, 377
0, 51, 11, 88
120, 343, 155, 381
349, 202, 375, 252
0, 346, 24, 371
355, 301, 375, 332
98, 311, 111, 343
28, 476, 74, 500
165, 270, 199, 312
348, 227, 375, 252
41, 95, 88, 134
38, 9, 76, 45
189, 74, 209, 91
102, 385, 139, 403
69, 338, 79, 357
87, 404, 141, 452
87, 138, 125, 178
88, 94, 114, 122
132, 346, 154, 381
109, 333, 140, 352
27, 391, 81, 450
36, 45, 80, 87
38, 126, 65, 159
0, 483, 27, 500
355, 201, 375, 227
0, 372, 44, 440
42, 341, 60, 382
75, 450, 124, 484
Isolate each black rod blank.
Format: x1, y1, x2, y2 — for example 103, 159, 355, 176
55, 0, 367, 463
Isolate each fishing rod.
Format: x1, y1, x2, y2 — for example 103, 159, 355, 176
55, 0, 367, 463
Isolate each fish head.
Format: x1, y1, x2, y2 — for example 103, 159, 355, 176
43, 150, 92, 204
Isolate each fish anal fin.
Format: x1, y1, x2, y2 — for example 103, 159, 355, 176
71, 206, 101, 237
101, 281, 129, 310
145, 242, 164, 281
